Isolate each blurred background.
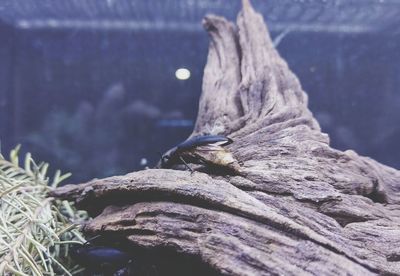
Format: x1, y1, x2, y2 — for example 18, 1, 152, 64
0, 0, 399, 183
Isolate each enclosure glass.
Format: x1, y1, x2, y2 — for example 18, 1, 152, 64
1, 0, 399, 182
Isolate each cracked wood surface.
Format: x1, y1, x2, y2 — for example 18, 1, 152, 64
51, 0, 400, 275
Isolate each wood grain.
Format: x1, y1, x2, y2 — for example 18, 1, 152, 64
51, 1, 400, 274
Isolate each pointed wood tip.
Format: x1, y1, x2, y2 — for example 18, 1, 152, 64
242, 0, 254, 13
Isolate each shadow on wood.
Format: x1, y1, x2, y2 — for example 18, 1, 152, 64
51, 0, 400, 275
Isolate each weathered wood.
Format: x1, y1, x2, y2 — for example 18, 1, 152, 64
51, 0, 400, 275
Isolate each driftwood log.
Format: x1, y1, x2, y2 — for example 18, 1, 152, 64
51, 1, 400, 275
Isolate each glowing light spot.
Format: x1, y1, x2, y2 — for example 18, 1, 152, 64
140, 158, 148, 166
175, 68, 191, 80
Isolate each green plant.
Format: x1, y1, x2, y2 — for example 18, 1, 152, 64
0, 145, 88, 275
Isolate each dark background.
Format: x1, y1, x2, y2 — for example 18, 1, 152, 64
0, 0, 399, 183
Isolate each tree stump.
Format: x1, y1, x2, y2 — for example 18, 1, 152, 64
51, 1, 400, 275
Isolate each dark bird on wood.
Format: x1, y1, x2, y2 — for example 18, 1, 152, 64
156, 135, 242, 174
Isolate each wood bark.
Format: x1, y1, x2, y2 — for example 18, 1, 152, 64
51, 1, 400, 275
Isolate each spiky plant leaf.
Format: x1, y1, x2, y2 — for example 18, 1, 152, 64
0, 145, 88, 275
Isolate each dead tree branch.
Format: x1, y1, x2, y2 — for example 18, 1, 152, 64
51, 0, 400, 274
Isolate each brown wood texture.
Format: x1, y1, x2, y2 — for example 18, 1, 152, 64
51, 1, 400, 275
